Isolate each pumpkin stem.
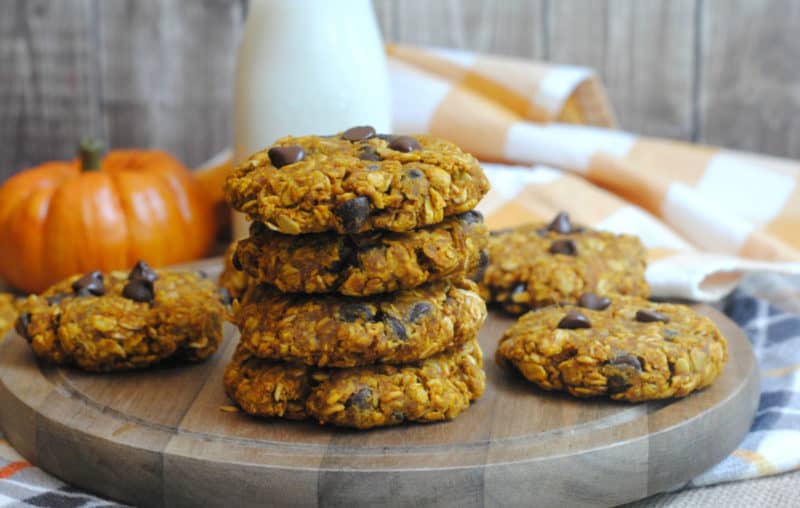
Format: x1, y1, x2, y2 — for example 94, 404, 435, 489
79, 138, 104, 171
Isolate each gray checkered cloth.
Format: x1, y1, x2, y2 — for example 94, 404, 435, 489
1, 273, 798, 507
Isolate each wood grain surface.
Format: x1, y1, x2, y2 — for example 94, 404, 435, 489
546, 0, 697, 141
0, 260, 760, 508
1, 0, 799, 182
698, 0, 800, 158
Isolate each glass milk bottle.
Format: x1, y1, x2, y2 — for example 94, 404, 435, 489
232, 0, 391, 238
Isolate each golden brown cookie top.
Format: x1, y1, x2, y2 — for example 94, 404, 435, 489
502, 295, 723, 346
224, 128, 489, 234
21, 261, 226, 310
481, 211, 649, 314
15, 261, 227, 372
497, 295, 728, 402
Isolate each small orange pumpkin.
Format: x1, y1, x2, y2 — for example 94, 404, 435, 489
0, 140, 216, 293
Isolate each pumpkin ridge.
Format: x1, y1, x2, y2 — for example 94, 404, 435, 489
1, 186, 59, 292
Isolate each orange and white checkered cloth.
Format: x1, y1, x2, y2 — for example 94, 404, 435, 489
387, 45, 800, 301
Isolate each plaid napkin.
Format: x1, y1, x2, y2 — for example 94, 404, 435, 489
691, 274, 800, 487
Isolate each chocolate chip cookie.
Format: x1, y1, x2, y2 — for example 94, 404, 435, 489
15, 261, 227, 372
235, 211, 488, 296
234, 279, 486, 368
224, 339, 485, 428
496, 295, 728, 402
224, 128, 490, 234
480, 212, 649, 314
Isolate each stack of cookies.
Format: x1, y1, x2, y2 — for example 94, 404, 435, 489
222, 127, 491, 429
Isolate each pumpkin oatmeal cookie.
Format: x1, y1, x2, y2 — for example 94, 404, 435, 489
496, 294, 728, 402
15, 261, 227, 372
234, 278, 486, 368
480, 212, 649, 314
224, 339, 485, 428
235, 210, 489, 296
0, 293, 17, 338
224, 127, 489, 234
219, 242, 251, 301
233, 280, 486, 367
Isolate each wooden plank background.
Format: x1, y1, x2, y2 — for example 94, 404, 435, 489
1, 0, 798, 182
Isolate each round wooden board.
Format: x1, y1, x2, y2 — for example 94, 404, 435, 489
0, 262, 759, 508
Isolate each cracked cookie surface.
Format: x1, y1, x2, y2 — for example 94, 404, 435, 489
224, 339, 485, 428
15, 263, 226, 372
236, 211, 488, 296
480, 213, 649, 314
234, 278, 487, 368
496, 295, 728, 402
224, 130, 489, 234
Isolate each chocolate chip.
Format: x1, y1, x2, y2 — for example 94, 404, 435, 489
460, 210, 483, 226
471, 251, 489, 282
408, 302, 433, 323
391, 411, 407, 422
249, 221, 269, 237
607, 374, 629, 394
46, 292, 70, 305
578, 292, 611, 311
549, 239, 577, 256
557, 310, 591, 329
359, 146, 382, 161
122, 279, 155, 303
129, 260, 157, 283
490, 228, 512, 237
345, 388, 373, 410
338, 303, 375, 322
218, 287, 232, 305
342, 125, 376, 142
15, 312, 31, 342
268, 145, 305, 168
635, 309, 670, 323
329, 240, 357, 273
387, 136, 421, 152
232, 250, 243, 271
383, 314, 408, 340
334, 197, 371, 233
407, 168, 424, 179
609, 353, 643, 371
478, 250, 489, 268
547, 211, 573, 234
72, 271, 105, 296
197, 270, 208, 279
